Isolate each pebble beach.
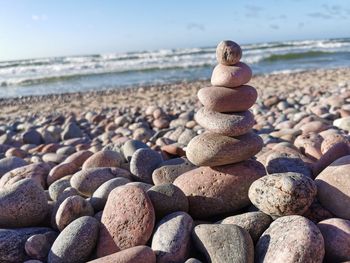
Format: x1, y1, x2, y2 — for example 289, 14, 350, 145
1, 39, 350, 263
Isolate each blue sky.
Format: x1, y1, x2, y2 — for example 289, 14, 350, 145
0, 0, 349, 61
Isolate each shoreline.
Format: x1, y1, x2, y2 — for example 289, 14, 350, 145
0, 67, 349, 119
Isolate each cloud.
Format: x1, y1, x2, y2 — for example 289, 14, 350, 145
187, 23, 205, 31
31, 14, 48, 21
269, 24, 279, 30
245, 4, 263, 12
298, 22, 305, 28
307, 12, 332, 19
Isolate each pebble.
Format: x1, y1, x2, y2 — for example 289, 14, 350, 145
25, 232, 57, 261
88, 246, 156, 263
0, 227, 52, 262
63, 150, 93, 167
0, 162, 50, 188
195, 107, 255, 136
121, 139, 149, 161
48, 216, 99, 263
61, 122, 83, 140
255, 215, 324, 263
186, 132, 263, 167
90, 177, 131, 211
130, 148, 163, 184
217, 211, 272, 243
47, 162, 78, 186
82, 150, 124, 169
318, 218, 350, 262
48, 175, 72, 200
151, 211, 194, 263
265, 152, 312, 177
198, 85, 257, 112
0, 156, 27, 177
174, 160, 265, 218
70, 167, 131, 197
192, 224, 254, 263
211, 62, 252, 88
152, 157, 196, 185
315, 155, 350, 219
248, 172, 317, 217
55, 195, 94, 231
22, 129, 43, 145
216, 40, 242, 65
0, 179, 48, 227
96, 185, 155, 257
147, 183, 189, 219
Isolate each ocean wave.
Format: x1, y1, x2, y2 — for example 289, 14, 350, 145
0, 38, 350, 88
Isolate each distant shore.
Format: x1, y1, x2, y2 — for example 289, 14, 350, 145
1, 67, 349, 120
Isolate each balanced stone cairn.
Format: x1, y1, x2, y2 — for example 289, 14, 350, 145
174, 41, 265, 222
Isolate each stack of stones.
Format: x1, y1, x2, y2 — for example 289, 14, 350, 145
174, 41, 265, 220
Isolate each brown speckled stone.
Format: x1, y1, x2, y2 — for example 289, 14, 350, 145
55, 195, 94, 231
82, 150, 124, 169
192, 224, 254, 263
63, 150, 93, 167
198, 85, 257, 112
174, 160, 266, 219
186, 132, 263, 167
195, 107, 255, 136
218, 211, 272, 243
315, 155, 350, 220
216, 40, 242, 65
0, 162, 50, 188
96, 185, 155, 257
255, 215, 324, 263
88, 245, 156, 263
47, 162, 79, 186
0, 179, 48, 228
318, 218, 350, 262
211, 62, 252, 88
249, 172, 317, 217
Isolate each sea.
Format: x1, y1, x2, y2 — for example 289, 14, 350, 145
0, 38, 350, 98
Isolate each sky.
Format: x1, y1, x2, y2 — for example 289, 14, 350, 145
0, 0, 349, 61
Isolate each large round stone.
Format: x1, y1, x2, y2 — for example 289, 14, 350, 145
198, 85, 257, 112
216, 40, 242, 65
48, 216, 99, 263
130, 148, 163, 184
0, 162, 50, 188
249, 172, 317, 217
195, 108, 255, 136
96, 185, 155, 257
151, 211, 194, 263
255, 215, 324, 263
318, 218, 350, 262
192, 224, 254, 263
211, 62, 252, 88
174, 160, 266, 219
0, 179, 48, 228
186, 132, 263, 167
315, 155, 350, 219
